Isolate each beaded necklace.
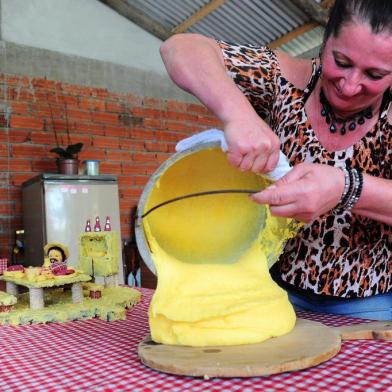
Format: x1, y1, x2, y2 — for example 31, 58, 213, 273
319, 89, 373, 135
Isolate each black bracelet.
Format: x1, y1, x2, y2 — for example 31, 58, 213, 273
333, 167, 353, 214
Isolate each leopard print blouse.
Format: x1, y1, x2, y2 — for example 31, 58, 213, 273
218, 40, 391, 298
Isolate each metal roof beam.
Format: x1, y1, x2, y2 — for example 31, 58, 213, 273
172, 0, 226, 34
99, 0, 171, 41
290, 0, 329, 26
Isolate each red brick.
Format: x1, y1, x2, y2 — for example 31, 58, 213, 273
10, 116, 44, 131
156, 153, 170, 164
74, 122, 105, 136
143, 118, 163, 129
99, 162, 122, 174
10, 173, 34, 186
30, 103, 62, 118
197, 115, 218, 126
8, 130, 31, 143
119, 140, 145, 151
142, 97, 165, 109
126, 94, 142, 107
0, 188, 21, 203
187, 103, 210, 115
78, 149, 106, 161
167, 101, 188, 112
67, 109, 92, 122
132, 176, 149, 186
132, 152, 157, 163
32, 160, 58, 173
93, 136, 120, 149
166, 121, 185, 132
57, 95, 79, 106
79, 97, 106, 111
17, 88, 34, 102
11, 102, 30, 114
67, 135, 92, 147
0, 202, 14, 215
104, 125, 128, 138
129, 128, 156, 140
120, 198, 139, 210
0, 144, 8, 157
0, 158, 31, 172
106, 150, 133, 161
31, 78, 59, 90
117, 176, 133, 187
155, 131, 186, 142
91, 87, 109, 98
121, 163, 148, 175
93, 112, 118, 125
31, 132, 57, 145
145, 141, 169, 152
4, 75, 21, 86
120, 188, 143, 198
106, 101, 125, 113
135, 108, 163, 118
51, 119, 68, 132
145, 164, 160, 174
34, 89, 58, 104
12, 145, 48, 158
5, 87, 18, 101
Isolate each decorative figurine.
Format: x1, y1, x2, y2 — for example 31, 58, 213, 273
94, 216, 102, 232
43, 243, 71, 276
85, 219, 92, 232
104, 216, 111, 231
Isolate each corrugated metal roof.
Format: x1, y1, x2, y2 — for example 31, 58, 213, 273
279, 25, 324, 56
122, 0, 325, 57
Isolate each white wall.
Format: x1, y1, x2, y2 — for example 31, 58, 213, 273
1, 0, 167, 75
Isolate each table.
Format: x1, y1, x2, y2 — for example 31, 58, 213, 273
0, 288, 391, 392
2, 273, 91, 309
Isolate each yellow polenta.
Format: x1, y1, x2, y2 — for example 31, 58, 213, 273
143, 148, 298, 347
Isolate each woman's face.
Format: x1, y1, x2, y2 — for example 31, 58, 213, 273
321, 19, 392, 116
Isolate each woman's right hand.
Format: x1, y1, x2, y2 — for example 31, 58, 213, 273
224, 115, 281, 175
160, 34, 281, 174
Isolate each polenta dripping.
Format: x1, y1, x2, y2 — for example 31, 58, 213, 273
142, 147, 299, 346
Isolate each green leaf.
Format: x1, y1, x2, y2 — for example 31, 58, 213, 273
50, 147, 68, 158
65, 143, 83, 155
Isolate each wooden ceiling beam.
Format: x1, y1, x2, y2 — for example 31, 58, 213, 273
172, 0, 226, 34
321, 0, 335, 9
99, 0, 171, 41
290, 0, 329, 26
268, 22, 319, 49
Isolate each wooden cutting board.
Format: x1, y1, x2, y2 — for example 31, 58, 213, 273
138, 319, 391, 378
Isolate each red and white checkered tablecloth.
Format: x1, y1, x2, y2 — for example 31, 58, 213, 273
0, 288, 391, 392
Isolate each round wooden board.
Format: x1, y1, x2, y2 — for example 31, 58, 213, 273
138, 319, 341, 378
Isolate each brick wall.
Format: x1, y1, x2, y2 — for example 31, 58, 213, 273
0, 73, 221, 259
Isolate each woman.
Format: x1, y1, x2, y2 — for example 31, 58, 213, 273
160, 0, 391, 320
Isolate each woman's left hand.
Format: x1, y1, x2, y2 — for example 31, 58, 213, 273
251, 163, 345, 223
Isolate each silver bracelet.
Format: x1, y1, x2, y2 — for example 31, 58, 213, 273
333, 167, 352, 215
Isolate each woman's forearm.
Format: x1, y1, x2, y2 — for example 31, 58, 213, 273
160, 33, 259, 124
353, 174, 392, 225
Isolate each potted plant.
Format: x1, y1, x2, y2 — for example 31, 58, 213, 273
49, 102, 83, 175
50, 143, 83, 175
